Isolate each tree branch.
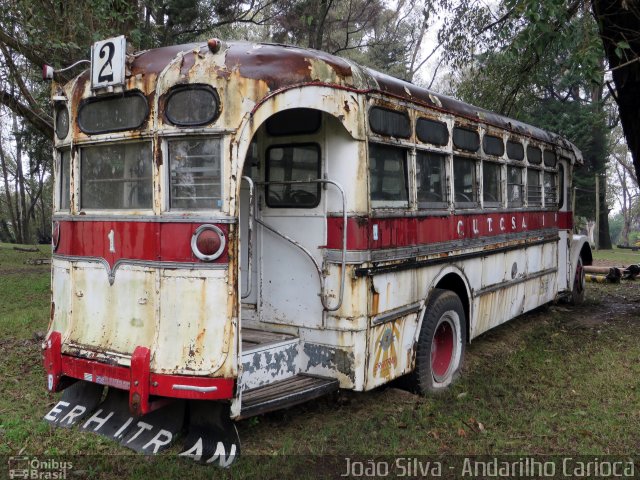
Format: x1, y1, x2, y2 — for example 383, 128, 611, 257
0, 89, 53, 138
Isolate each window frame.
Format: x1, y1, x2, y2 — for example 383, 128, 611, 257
507, 165, 524, 208
527, 168, 543, 207
368, 142, 410, 209
453, 155, 479, 208
167, 136, 225, 211
482, 160, 502, 208
79, 140, 154, 211
265, 142, 322, 209
416, 149, 448, 209
58, 149, 72, 212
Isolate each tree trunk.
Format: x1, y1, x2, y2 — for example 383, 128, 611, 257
0, 136, 17, 242
592, 0, 640, 184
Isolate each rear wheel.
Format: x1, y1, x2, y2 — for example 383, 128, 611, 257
570, 256, 585, 305
411, 289, 466, 395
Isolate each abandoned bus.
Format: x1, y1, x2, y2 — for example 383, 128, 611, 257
43, 36, 592, 465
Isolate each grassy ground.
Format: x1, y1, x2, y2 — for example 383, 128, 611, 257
592, 245, 640, 266
0, 243, 639, 479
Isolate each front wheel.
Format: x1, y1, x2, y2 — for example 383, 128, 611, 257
410, 289, 466, 395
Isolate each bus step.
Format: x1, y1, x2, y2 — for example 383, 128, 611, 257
239, 374, 339, 419
240, 328, 300, 391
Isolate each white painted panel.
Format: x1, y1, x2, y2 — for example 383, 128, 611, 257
156, 268, 232, 374
51, 260, 71, 335
260, 215, 324, 327
69, 263, 156, 355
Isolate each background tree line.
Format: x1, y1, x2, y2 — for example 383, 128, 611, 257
0, 0, 638, 247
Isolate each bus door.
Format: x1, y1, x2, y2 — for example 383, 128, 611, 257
241, 109, 338, 329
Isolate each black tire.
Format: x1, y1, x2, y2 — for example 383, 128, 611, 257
570, 255, 586, 305
410, 289, 466, 395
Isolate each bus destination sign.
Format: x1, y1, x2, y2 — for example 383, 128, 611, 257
91, 35, 126, 90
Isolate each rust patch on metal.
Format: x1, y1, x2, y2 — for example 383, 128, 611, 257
225, 43, 352, 91
130, 43, 202, 76
179, 51, 196, 77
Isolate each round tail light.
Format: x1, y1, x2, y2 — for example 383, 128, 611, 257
52, 221, 61, 252
191, 224, 226, 261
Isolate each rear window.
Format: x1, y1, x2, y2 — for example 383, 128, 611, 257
169, 138, 222, 209
78, 92, 148, 134
81, 142, 152, 209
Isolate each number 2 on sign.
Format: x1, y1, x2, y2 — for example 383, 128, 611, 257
97, 42, 115, 82
108, 229, 115, 253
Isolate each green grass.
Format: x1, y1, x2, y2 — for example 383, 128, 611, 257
592, 245, 640, 265
1, 243, 640, 479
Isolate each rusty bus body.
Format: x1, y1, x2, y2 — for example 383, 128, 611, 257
43, 38, 591, 464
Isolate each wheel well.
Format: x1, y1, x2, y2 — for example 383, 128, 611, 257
434, 273, 470, 341
580, 243, 593, 266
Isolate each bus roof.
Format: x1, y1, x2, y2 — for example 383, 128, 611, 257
123, 40, 581, 161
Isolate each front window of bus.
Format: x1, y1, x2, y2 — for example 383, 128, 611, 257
169, 138, 222, 209
81, 142, 152, 209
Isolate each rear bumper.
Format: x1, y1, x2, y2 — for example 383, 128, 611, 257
43, 331, 235, 415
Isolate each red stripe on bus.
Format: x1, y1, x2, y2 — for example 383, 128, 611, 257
55, 220, 229, 267
326, 211, 572, 250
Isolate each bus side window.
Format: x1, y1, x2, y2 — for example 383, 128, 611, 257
416, 151, 447, 208
368, 143, 409, 208
527, 168, 542, 207
483, 161, 502, 206
507, 165, 524, 207
453, 156, 478, 207
544, 171, 558, 208
265, 143, 321, 208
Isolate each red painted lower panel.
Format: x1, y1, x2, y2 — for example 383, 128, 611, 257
326, 211, 570, 250
54, 220, 229, 267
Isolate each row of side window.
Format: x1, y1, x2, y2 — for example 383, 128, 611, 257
369, 143, 561, 210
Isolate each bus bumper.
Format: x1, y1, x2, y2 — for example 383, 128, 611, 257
43, 331, 235, 416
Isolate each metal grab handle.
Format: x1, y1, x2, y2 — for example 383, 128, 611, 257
255, 179, 347, 312
240, 176, 254, 299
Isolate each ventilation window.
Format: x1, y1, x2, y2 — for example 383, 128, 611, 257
527, 145, 542, 165
483, 135, 504, 156
506, 140, 524, 160
369, 107, 411, 138
453, 127, 480, 152
416, 118, 449, 146
543, 150, 557, 168
165, 85, 220, 126
78, 92, 148, 134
